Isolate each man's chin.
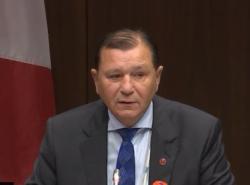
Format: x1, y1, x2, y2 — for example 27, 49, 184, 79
115, 111, 141, 126
116, 102, 138, 110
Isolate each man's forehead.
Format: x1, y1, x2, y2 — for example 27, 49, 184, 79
103, 65, 147, 73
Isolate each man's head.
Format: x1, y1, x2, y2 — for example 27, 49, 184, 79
91, 29, 163, 127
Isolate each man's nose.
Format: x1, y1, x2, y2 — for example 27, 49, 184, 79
120, 75, 134, 95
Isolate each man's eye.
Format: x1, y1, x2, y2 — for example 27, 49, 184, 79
108, 74, 121, 79
133, 72, 145, 78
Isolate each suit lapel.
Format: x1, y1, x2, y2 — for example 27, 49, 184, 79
149, 97, 180, 185
79, 103, 109, 185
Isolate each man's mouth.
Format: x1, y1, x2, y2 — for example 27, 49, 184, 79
118, 101, 136, 105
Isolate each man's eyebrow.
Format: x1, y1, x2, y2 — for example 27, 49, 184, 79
132, 65, 147, 71
104, 69, 121, 74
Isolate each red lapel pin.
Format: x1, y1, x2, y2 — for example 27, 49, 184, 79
159, 157, 167, 166
152, 180, 168, 185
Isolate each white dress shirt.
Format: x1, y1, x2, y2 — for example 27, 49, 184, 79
107, 102, 153, 185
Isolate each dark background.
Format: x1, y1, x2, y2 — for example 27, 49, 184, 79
44, 0, 250, 184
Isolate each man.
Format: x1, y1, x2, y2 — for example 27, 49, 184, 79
26, 29, 235, 185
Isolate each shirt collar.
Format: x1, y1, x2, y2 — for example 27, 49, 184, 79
108, 101, 153, 131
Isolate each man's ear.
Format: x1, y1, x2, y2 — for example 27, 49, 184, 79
155, 65, 163, 92
91, 68, 99, 94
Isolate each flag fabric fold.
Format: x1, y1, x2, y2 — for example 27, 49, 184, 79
0, 1, 55, 184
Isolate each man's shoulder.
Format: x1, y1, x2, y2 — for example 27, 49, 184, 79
47, 99, 106, 128
153, 96, 221, 144
154, 96, 219, 127
58, 99, 104, 115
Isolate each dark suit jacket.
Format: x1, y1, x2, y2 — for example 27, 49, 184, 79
26, 96, 234, 185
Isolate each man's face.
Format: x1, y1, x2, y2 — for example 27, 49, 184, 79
91, 43, 163, 127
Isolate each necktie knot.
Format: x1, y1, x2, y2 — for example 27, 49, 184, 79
117, 128, 139, 142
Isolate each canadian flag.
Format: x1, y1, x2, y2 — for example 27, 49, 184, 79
0, 0, 55, 184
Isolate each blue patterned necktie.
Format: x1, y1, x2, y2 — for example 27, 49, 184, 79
116, 128, 139, 185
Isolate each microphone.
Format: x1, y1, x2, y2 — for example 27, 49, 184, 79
113, 169, 120, 185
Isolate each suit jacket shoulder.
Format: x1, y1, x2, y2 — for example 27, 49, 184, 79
26, 100, 109, 185
150, 96, 234, 185
48, 99, 106, 128
153, 96, 219, 138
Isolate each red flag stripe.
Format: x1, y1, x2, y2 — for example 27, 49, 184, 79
0, 58, 55, 184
